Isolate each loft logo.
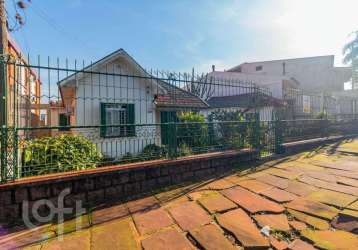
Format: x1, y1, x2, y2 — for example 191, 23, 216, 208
22, 188, 85, 240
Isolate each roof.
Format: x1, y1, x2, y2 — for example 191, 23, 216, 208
154, 82, 209, 109
228, 55, 335, 72
206, 71, 295, 86
228, 55, 334, 71
58, 49, 208, 109
207, 93, 285, 109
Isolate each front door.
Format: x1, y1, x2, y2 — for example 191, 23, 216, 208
160, 111, 177, 145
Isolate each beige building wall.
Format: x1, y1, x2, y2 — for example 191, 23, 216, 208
229, 56, 351, 92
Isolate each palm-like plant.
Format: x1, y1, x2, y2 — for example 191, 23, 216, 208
343, 31, 358, 65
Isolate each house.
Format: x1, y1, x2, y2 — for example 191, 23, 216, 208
6, 36, 41, 129
57, 49, 208, 159
31, 101, 69, 137
229, 55, 351, 92
202, 92, 286, 121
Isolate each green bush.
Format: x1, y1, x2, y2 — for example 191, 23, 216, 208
119, 144, 168, 164
177, 111, 208, 148
120, 152, 139, 164
141, 144, 167, 160
178, 143, 193, 157
315, 111, 327, 119
23, 134, 102, 177
208, 110, 248, 149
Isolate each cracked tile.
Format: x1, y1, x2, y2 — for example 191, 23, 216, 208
221, 186, 284, 213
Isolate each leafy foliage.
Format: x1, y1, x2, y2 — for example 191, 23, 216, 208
208, 110, 248, 149
178, 143, 193, 157
176, 111, 208, 148
23, 135, 102, 177
141, 144, 168, 160
120, 152, 138, 164
315, 111, 327, 119
343, 31, 358, 65
209, 109, 245, 122
183, 69, 215, 101
119, 144, 168, 164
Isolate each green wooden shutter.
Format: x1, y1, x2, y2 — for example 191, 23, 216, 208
127, 104, 135, 137
59, 114, 70, 131
100, 103, 107, 137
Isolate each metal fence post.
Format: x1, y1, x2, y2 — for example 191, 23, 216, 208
168, 122, 177, 159
274, 116, 284, 154
272, 108, 284, 154
252, 112, 260, 150
0, 127, 8, 182
0, 55, 7, 182
12, 128, 18, 179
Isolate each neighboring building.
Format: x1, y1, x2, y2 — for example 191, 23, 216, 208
205, 71, 299, 99
32, 101, 69, 137
330, 89, 358, 117
6, 36, 41, 128
229, 55, 351, 92
202, 92, 285, 121
58, 49, 208, 158
283, 88, 358, 119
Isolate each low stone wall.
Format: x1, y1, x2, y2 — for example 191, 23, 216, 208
1, 135, 354, 225
283, 135, 352, 155
0, 149, 258, 224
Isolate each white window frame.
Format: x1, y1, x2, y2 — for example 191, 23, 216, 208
105, 106, 127, 137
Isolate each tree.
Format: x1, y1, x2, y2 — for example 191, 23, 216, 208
343, 31, 358, 90
184, 68, 215, 101
343, 31, 358, 65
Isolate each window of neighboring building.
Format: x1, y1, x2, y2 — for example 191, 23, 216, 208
40, 114, 46, 122
100, 103, 135, 138
17, 65, 26, 95
30, 75, 37, 104
256, 65, 263, 71
59, 114, 70, 131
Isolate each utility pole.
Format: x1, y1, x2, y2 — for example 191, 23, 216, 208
0, 0, 8, 128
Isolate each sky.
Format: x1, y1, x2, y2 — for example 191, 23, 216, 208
7, 0, 358, 73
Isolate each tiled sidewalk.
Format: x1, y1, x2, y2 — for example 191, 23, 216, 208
2, 139, 358, 249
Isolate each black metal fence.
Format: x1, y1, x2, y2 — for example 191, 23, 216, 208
0, 53, 357, 182
283, 88, 358, 119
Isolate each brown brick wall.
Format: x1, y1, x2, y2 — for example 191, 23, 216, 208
0, 149, 259, 225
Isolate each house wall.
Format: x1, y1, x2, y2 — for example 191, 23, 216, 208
233, 56, 351, 92
74, 58, 161, 159
6, 39, 41, 128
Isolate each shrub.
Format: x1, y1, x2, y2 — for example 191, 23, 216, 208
120, 152, 139, 164
178, 143, 192, 157
23, 134, 102, 177
141, 144, 167, 160
315, 111, 327, 119
176, 111, 208, 148
208, 110, 248, 149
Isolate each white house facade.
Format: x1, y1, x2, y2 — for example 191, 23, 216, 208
58, 49, 208, 159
